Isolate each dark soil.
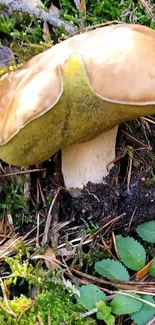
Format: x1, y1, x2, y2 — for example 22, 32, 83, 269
58, 120, 155, 235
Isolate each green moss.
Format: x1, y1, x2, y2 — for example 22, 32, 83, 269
11, 41, 52, 62
2, 249, 96, 324
0, 290, 96, 325
0, 62, 21, 77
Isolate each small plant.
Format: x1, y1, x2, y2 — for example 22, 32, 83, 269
0, 181, 27, 213
0, 14, 16, 34
76, 221, 155, 325
0, 246, 97, 324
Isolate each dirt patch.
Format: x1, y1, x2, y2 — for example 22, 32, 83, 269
56, 119, 155, 237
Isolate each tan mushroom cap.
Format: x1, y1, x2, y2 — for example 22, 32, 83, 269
1, 23, 155, 166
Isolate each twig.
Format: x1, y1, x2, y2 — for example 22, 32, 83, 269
73, 0, 81, 12
0, 168, 47, 177
122, 130, 152, 150
42, 189, 60, 246
0, 0, 75, 34
138, 0, 155, 22
115, 290, 155, 308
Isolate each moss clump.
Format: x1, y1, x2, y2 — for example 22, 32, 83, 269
0, 288, 96, 324
11, 41, 52, 62
1, 250, 96, 324
0, 61, 21, 77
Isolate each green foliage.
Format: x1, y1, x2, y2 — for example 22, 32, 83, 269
149, 260, 155, 276
136, 221, 155, 243
110, 294, 142, 315
0, 14, 16, 34
85, 0, 155, 28
0, 181, 28, 227
131, 295, 155, 325
0, 290, 96, 325
96, 301, 115, 325
0, 295, 37, 325
0, 181, 27, 214
116, 235, 146, 271
37, 290, 94, 325
2, 249, 96, 324
77, 229, 155, 324
95, 258, 129, 281
77, 284, 106, 310
76, 285, 114, 324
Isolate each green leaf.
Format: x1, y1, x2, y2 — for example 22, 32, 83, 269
95, 259, 129, 281
136, 221, 155, 243
96, 301, 111, 320
116, 235, 146, 271
77, 285, 106, 311
105, 314, 115, 325
149, 260, 155, 276
111, 294, 142, 315
131, 295, 155, 325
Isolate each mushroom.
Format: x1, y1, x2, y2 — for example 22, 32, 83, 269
1, 23, 155, 196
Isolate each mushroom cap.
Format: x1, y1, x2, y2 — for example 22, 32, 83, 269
1, 23, 155, 166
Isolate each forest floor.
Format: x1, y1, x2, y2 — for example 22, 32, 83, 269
0, 1, 155, 324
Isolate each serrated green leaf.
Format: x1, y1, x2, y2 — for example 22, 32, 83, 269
131, 295, 155, 325
95, 259, 129, 281
111, 294, 142, 315
136, 221, 155, 243
77, 285, 106, 311
149, 260, 155, 276
116, 235, 146, 271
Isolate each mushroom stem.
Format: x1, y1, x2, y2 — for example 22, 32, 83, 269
62, 125, 118, 197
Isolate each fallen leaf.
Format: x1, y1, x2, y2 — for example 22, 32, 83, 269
44, 247, 60, 270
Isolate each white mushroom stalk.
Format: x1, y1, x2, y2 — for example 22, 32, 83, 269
62, 126, 118, 196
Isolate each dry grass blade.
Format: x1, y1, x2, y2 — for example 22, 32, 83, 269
48, 309, 51, 325
0, 236, 22, 261
115, 290, 155, 308
0, 168, 47, 178
37, 312, 44, 325
31, 254, 64, 269
122, 130, 152, 150
0, 278, 17, 317
138, 0, 155, 22
42, 189, 60, 246
90, 213, 125, 239
17, 299, 36, 322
